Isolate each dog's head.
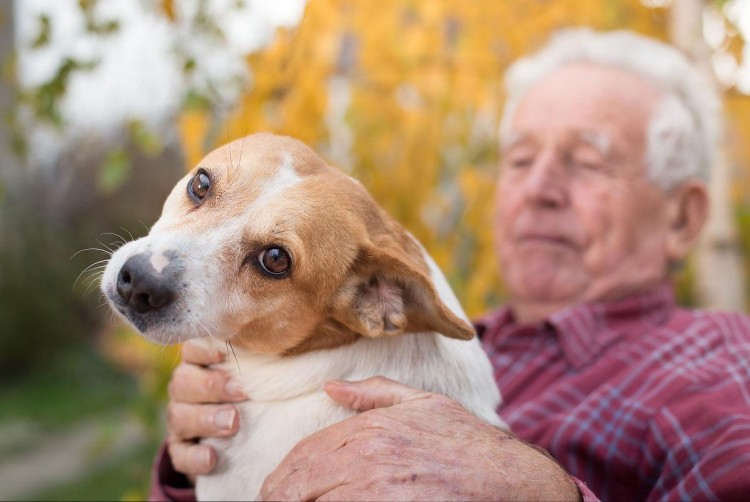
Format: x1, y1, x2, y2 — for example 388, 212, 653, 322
101, 133, 474, 354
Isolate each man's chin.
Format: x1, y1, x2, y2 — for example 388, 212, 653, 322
506, 271, 588, 310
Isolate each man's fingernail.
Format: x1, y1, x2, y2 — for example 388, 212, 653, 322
193, 446, 211, 469
215, 408, 237, 431
224, 378, 247, 399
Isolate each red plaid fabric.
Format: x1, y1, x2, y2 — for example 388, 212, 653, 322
478, 282, 750, 501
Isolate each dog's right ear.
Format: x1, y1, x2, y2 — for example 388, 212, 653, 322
327, 241, 475, 341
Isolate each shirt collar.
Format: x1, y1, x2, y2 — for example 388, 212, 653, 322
477, 282, 676, 369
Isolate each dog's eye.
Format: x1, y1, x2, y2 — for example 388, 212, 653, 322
188, 169, 211, 202
258, 247, 291, 276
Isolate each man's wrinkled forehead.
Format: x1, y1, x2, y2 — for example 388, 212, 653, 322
501, 129, 612, 156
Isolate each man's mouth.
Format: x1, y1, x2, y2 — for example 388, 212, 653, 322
516, 233, 579, 250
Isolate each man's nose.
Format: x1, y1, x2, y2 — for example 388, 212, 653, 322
116, 254, 176, 313
523, 152, 569, 208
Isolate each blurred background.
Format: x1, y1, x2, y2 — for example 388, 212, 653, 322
0, 0, 749, 499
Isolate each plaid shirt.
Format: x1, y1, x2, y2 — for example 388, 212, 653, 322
478, 282, 750, 501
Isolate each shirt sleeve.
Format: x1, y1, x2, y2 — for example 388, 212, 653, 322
148, 442, 197, 502
645, 373, 750, 501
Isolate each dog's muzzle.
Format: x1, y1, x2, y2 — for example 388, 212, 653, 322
115, 253, 177, 314
110, 252, 180, 332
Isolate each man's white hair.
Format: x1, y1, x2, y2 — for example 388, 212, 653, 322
500, 28, 721, 190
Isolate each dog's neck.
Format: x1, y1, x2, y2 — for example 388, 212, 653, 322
197, 331, 461, 403
281, 318, 361, 356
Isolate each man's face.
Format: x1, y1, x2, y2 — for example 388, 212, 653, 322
495, 63, 673, 319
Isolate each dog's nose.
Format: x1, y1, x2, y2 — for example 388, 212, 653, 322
116, 254, 175, 313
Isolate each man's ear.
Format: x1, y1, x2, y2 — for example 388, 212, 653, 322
328, 242, 475, 341
665, 180, 709, 261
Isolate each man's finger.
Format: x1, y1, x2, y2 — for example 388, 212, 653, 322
167, 439, 217, 477
324, 376, 431, 412
168, 363, 247, 403
167, 402, 240, 441
181, 339, 226, 366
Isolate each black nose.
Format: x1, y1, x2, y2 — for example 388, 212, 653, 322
116, 254, 175, 313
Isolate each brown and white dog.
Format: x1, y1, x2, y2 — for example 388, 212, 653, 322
101, 133, 504, 500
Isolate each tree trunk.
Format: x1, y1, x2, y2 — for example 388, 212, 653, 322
0, 0, 20, 179
670, 0, 747, 311
0, 0, 23, 248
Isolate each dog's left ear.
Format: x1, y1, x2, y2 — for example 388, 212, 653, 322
328, 240, 475, 341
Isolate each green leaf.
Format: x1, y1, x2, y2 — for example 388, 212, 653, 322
128, 120, 164, 157
98, 149, 130, 193
30, 14, 51, 49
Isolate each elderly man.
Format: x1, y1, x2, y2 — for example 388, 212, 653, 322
151, 29, 750, 500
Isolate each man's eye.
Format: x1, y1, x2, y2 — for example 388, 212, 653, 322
572, 157, 604, 171
188, 169, 211, 203
508, 157, 534, 169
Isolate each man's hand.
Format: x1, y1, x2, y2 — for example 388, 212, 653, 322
261, 377, 580, 501
166, 340, 248, 478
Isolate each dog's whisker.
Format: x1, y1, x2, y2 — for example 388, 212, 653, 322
80, 259, 110, 272
197, 321, 217, 341
107, 240, 124, 250
96, 238, 116, 254
161, 332, 174, 362
70, 247, 112, 260
137, 220, 151, 234
173, 342, 182, 367
82, 270, 105, 290
120, 226, 136, 242
74, 260, 110, 290
82, 272, 105, 297
81, 270, 103, 287
235, 127, 249, 178
73, 260, 107, 290
227, 135, 235, 179
101, 232, 128, 246
234, 336, 248, 354
227, 339, 243, 380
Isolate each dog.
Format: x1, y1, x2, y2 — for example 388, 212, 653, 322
101, 133, 504, 500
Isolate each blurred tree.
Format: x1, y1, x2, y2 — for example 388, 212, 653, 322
670, 0, 746, 311
0, 0, 18, 183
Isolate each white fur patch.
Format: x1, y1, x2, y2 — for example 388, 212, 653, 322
419, 243, 472, 326
150, 250, 170, 273
252, 153, 302, 209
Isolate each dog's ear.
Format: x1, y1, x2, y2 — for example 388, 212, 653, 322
328, 240, 475, 341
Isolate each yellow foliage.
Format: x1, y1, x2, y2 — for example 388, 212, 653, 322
99, 324, 180, 378
178, 109, 211, 168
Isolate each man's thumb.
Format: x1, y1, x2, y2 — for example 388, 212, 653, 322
324, 376, 430, 412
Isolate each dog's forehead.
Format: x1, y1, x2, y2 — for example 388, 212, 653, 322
156, 132, 373, 241
203, 133, 331, 181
